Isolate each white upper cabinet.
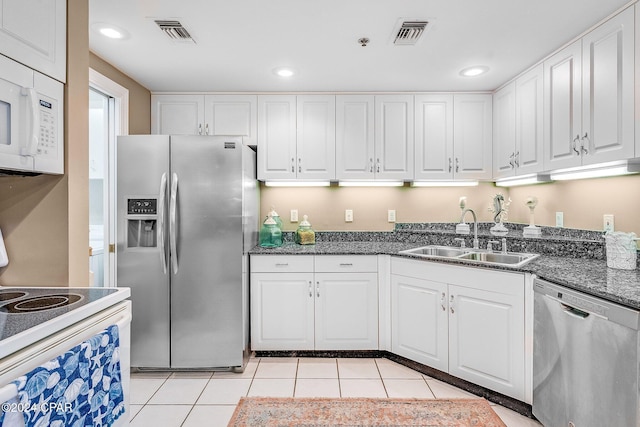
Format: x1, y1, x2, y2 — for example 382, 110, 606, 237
493, 84, 517, 179
0, 0, 66, 82
152, 94, 205, 135
545, 7, 634, 170
453, 94, 493, 180
258, 95, 335, 181
581, 7, 634, 165
257, 95, 297, 180
296, 95, 336, 180
336, 95, 375, 180
152, 94, 257, 143
375, 95, 414, 180
414, 94, 454, 180
203, 95, 257, 146
493, 64, 544, 179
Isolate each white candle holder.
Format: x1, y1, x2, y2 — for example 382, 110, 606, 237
523, 197, 541, 237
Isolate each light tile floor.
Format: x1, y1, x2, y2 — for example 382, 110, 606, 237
129, 357, 542, 427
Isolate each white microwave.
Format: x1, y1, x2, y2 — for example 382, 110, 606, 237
0, 54, 64, 175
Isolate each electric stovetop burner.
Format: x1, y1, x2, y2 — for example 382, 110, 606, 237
0, 291, 27, 301
0, 293, 83, 314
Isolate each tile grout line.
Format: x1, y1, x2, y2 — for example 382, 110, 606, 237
178, 372, 214, 427
374, 359, 389, 398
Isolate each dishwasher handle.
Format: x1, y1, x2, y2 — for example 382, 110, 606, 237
561, 303, 590, 319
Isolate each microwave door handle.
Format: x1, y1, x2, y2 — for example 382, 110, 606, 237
169, 172, 179, 274
158, 173, 168, 274
20, 88, 39, 156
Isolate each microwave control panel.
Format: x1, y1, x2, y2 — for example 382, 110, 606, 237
127, 199, 157, 215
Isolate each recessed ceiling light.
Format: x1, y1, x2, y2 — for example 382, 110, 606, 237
273, 67, 295, 78
92, 23, 129, 40
459, 66, 489, 77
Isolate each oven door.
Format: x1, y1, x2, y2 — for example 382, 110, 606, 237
0, 301, 131, 427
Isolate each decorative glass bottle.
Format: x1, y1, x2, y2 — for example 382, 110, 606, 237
295, 215, 316, 245
268, 206, 283, 230
259, 215, 282, 247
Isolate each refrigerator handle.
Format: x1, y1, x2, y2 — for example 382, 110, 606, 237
158, 173, 168, 274
170, 172, 179, 274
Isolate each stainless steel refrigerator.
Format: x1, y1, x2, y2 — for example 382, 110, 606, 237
116, 135, 258, 370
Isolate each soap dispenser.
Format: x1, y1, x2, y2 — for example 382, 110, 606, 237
259, 215, 283, 247
295, 215, 316, 245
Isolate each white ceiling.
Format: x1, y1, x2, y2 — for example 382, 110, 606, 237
89, 0, 632, 93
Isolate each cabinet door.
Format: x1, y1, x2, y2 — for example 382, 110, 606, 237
375, 95, 414, 180
414, 94, 454, 180
544, 40, 583, 170
581, 8, 635, 165
315, 272, 378, 350
454, 94, 493, 180
448, 284, 525, 401
391, 274, 448, 371
515, 64, 544, 176
492, 83, 516, 179
0, 0, 66, 82
336, 95, 375, 180
203, 95, 257, 146
151, 94, 204, 135
297, 95, 336, 180
257, 95, 297, 180
250, 272, 314, 350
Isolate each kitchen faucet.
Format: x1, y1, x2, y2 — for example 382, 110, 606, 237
459, 208, 479, 249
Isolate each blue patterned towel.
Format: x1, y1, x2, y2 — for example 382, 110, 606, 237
0, 324, 125, 427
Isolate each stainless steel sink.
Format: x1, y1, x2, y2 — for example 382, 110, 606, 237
402, 245, 469, 257
458, 251, 538, 266
399, 245, 539, 268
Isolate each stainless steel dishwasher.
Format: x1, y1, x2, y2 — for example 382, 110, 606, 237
533, 278, 640, 427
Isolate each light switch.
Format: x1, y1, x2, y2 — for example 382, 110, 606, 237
555, 212, 564, 227
603, 214, 614, 232
388, 209, 396, 222
345, 209, 353, 222
290, 209, 298, 222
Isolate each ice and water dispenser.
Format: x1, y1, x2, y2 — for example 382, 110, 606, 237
126, 198, 158, 248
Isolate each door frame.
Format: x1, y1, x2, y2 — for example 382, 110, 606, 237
89, 68, 129, 287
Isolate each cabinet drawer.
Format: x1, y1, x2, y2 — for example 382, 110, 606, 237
315, 255, 378, 273
251, 255, 314, 272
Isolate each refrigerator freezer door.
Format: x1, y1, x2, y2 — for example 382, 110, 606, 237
117, 135, 171, 368
170, 136, 244, 368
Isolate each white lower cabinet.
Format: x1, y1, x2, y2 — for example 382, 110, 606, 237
391, 257, 527, 402
250, 255, 378, 351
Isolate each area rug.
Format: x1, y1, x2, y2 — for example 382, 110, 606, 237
227, 397, 507, 426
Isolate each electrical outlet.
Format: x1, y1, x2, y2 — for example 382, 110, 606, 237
603, 214, 614, 232
555, 212, 564, 228
388, 209, 396, 223
345, 209, 353, 222
290, 209, 298, 223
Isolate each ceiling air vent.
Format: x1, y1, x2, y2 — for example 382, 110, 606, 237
393, 21, 429, 45
154, 20, 195, 43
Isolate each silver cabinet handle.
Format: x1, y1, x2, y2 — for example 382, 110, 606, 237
158, 173, 168, 274
448, 157, 452, 172
298, 157, 302, 173
169, 172, 179, 274
509, 153, 515, 169
291, 157, 295, 173
581, 133, 590, 155
275, 263, 289, 267
198, 124, 202, 135
450, 294, 455, 314
316, 281, 320, 298
369, 158, 374, 173
514, 151, 520, 167
441, 292, 446, 311
376, 158, 381, 173
455, 158, 460, 173
205, 123, 209, 135
572, 134, 581, 155
308, 281, 312, 298
339, 263, 353, 267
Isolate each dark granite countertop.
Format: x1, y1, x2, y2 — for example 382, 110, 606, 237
249, 223, 640, 310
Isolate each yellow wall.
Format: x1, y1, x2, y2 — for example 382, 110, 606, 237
0, 2, 151, 286
261, 174, 640, 235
